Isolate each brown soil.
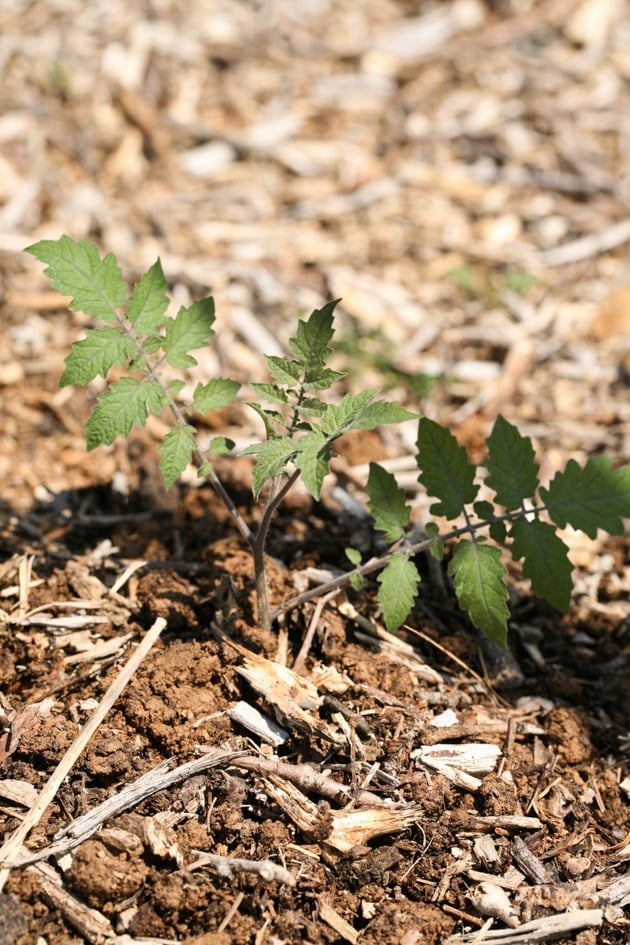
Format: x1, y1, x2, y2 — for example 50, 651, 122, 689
1, 2, 629, 943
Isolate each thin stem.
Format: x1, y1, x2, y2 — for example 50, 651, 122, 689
269, 505, 542, 620
252, 469, 301, 629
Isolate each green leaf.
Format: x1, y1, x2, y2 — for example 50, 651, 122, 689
303, 367, 346, 392
486, 415, 540, 510
417, 418, 479, 519
208, 436, 235, 455
321, 391, 416, 437
60, 327, 135, 386
250, 382, 289, 404
345, 547, 362, 566
163, 298, 215, 369
366, 463, 410, 543
489, 519, 507, 544
167, 379, 186, 396
424, 522, 444, 561
246, 402, 285, 439
540, 456, 630, 538
159, 424, 197, 489
447, 540, 509, 646
294, 429, 332, 499
26, 236, 127, 322
242, 437, 296, 498
509, 518, 572, 612
86, 377, 164, 448
264, 355, 301, 386
473, 500, 495, 520
192, 378, 240, 413
289, 299, 339, 370
377, 553, 420, 632
127, 259, 169, 333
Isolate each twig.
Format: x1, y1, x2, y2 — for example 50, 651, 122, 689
540, 218, 630, 266
6, 745, 245, 867
292, 590, 338, 674
186, 851, 295, 886
0, 616, 167, 890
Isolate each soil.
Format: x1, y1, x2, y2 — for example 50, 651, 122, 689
1, 1, 629, 944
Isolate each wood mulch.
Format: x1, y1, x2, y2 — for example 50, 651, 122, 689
0, 1, 629, 943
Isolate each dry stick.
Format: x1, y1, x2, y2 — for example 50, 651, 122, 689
0, 616, 167, 891
8, 746, 246, 868
540, 218, 630, 267
292, 589, 338, 674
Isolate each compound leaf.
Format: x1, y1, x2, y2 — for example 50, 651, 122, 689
417, 418, 479, 519
322, 391, 416, 437
294, 429, 332, 499
367, 462, 410, 543
509, 518, 572, 612
128, 259, 169, 334
26, 236, 127, 322
264, 356, 301, 386
242, 437, 296, 498
250, 382, 289, 404
447, 540, 509, 646
193, 378, 240, 414
377, 552, 420, 632
541, 456, 630, 538
486, 415, 540, 510
163, 298, 215, 369
60, 327, 135, 386
86, 377, 164, 448
289, 299, 338, 370
160, 424, 197, 489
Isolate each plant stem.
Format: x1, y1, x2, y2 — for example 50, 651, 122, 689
252, 469, 301, 630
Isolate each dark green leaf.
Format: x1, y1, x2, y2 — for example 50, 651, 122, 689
417, 418, 479, 519
250, 382, 289, 404
294, 429, 332, 499
377, 553, 420, 632
540, 456, 630, 538
509, 518, 572, 612
486, 415, 540, 509
447, 540, 509, 646
242, 437, 296, 498
264, 355, 301, 385
366, 462, 410, 543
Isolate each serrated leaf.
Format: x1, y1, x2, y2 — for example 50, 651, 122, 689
509, 518, 572, 612
243, 437, 296, 498
246, 402, 285, 439
486, 415, 540, 510
417, 418, 479, 519
299, 397, 328, 417
264, 355, 301, 386
302, 367, 346, 392
294, 429, 332, 499
59, 327, 135, 386
540, 456, 630, 538
322, 391, 416, 437
289, 299, 339, 370
447, 540, 509, 646
127, 259, 169, 333
192, 378, 240, 413
208, 436, 235, 455
159, 424, 197, 489
26, 236, 127, 322
86, 377, 164, 448
377, 553, 420, 632
367, 462, 410, 543
250, 382, 289, 404
163, 298, 215, 369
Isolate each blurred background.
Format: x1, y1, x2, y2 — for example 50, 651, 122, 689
0, 0, 629, 511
